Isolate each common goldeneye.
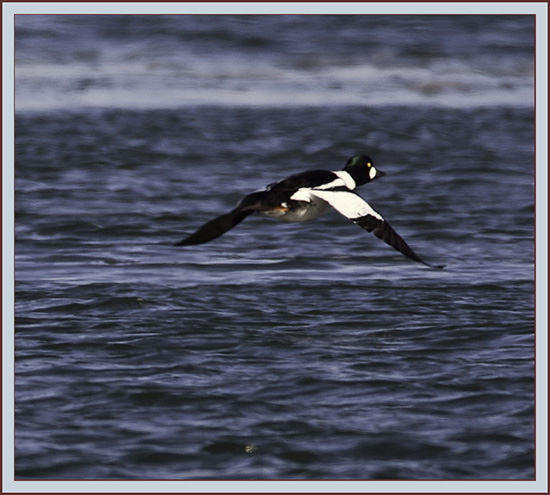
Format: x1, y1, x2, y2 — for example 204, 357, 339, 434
176, 154, 439, 267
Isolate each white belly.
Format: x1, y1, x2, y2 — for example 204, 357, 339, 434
283, 198, 330, 222
261, 190, 330, 222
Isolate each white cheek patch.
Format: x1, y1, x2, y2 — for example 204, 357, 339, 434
369, 166, 377, 180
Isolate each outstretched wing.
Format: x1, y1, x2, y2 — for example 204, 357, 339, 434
174, 207, 254, 246
309, 189, 438, 267
175, 189, 272, 246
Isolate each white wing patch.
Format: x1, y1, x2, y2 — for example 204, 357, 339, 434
333, 170, 356, 190
290, 189, 312, 202
308, 189, 384, 222
312, 170, 356, 191
313, 177, 346, 191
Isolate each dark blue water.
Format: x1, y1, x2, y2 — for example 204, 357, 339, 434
13, 15, 535, 481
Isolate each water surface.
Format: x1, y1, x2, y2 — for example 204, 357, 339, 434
13, 15, 535, 481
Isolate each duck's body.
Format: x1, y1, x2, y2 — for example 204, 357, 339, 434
176, 154, 439, 267
247, 169, 353, 222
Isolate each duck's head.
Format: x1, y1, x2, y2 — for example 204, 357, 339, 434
343, 154, 386, 186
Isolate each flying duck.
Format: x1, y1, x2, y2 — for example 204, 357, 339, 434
175, 154, 440, 267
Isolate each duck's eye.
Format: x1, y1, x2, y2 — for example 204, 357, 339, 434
367, 162, 372, 167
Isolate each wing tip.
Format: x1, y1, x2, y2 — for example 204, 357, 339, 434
174, 238, 193, 246
418, 259, 445, 269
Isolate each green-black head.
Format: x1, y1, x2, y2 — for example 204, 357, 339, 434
343, 154, 386, 186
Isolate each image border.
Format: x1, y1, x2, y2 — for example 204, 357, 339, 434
3, 2, 547, 493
